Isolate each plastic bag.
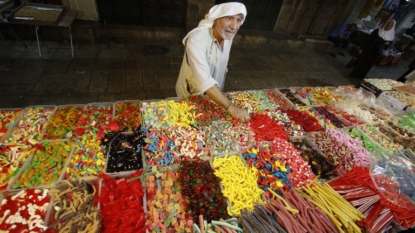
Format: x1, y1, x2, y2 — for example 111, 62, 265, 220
370, 150, 415, 205
335, 86, 376, 102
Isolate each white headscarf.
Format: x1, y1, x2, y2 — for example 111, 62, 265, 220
378, 20, 396, 41
182, 2, 247, 44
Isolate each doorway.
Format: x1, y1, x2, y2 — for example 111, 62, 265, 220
96, 0, 186, 27
243, 0, 283, 31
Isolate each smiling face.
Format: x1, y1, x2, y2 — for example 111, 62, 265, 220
384, 21, 394, 31
213, 13, 244, 41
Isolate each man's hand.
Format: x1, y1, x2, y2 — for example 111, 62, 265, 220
228, 104, 250, 122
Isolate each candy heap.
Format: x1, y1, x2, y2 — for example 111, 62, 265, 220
66, 133, 107, 178
264, 89, 294, 109
12, 140, 72, 189
291, 137, 335, 179
114, 101, 141, 131
0, 109, 22, 140
187, 95, 227, 126
5, 106, 53, 144
178, 159, 229, 221
43, 105, 83, 140
146, 169, 192, 232
75, 104, 116, 140
0, 143, 35, 190
99, 171, 147, 233
279, 89, 307, 106
47, 179, 100, 232
212, 154, 265, 216
0, 188, 50, 232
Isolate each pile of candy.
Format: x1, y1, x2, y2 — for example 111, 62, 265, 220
384, 91, 415, 108
364, 78, 404, 90
0, 82, 414, 233
0, 109, 22, 140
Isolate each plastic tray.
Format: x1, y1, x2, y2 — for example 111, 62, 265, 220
113, 100, 141, 117
0, 143, 33, 192
42, 104, 85, 140
358, 125, 403, 155
2, 105, 56, 143
386, 120, 415, 138
104, 132, 145, 178
85, 102, 114, 114
290, 87, 325, 106
44, 178, 102, 229
141, 99, 171, 129
306, 131, 341, 165
7, 140, 73, 192
342, 127, 385, 154
0, 108, 24, 142
262, 88, 296, 109
209, 153, 263, 217
113, 100, 142, 131
0, 187, 52, 229
278, 88, 307, 107
290, 136, 336, 180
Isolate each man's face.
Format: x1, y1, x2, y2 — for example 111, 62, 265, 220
384, 21, 394, 31
213, 13, 244, 40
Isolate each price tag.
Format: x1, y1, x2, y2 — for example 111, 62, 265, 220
377, 92, 407, 111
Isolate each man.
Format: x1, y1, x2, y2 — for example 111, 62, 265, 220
175, 0, 250, 122
327, 23, 357, 58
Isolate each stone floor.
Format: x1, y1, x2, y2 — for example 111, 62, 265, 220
0, 37, 410, 108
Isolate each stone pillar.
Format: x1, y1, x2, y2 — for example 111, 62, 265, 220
274, 0, 297, 33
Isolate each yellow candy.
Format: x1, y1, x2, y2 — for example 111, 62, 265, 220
213, 154, 264, 216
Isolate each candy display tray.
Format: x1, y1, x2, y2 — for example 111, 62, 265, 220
263, 88, 297, 109
278, 88, 308, 107
6, 140, 74, 192
141, 99, 171, 129
41, 104, 85, 140
44, 178, 102, 228
290, 136, 336, 180
0, 108, 24, 143
1, 105, 56, 143
0, 187, 53, 227
104, 131, 145, 178
357, 125, 403, 155
113, 100, 142, 130
210, 153, 265, 217
342, 127, 385, 154
290, 87, 325, 106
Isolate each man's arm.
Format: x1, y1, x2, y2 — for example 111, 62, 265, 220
205, 85, 250, 122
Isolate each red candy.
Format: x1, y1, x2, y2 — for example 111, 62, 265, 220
250, 113, 289, 141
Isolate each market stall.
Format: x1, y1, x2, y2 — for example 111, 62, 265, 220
0, 80, 415, 233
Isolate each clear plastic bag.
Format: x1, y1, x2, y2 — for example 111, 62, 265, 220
335, 86, 377, 106
370, 150, 415, 205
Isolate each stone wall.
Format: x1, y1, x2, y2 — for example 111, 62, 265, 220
273, 0, 300, 33
185, 0, 214, 32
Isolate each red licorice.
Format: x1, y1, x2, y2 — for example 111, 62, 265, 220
280, 108, 324, 132
178, 158, 229, 222
250, 113, 289, 141
329, 166, 415, 229
97, 171, 147, 233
